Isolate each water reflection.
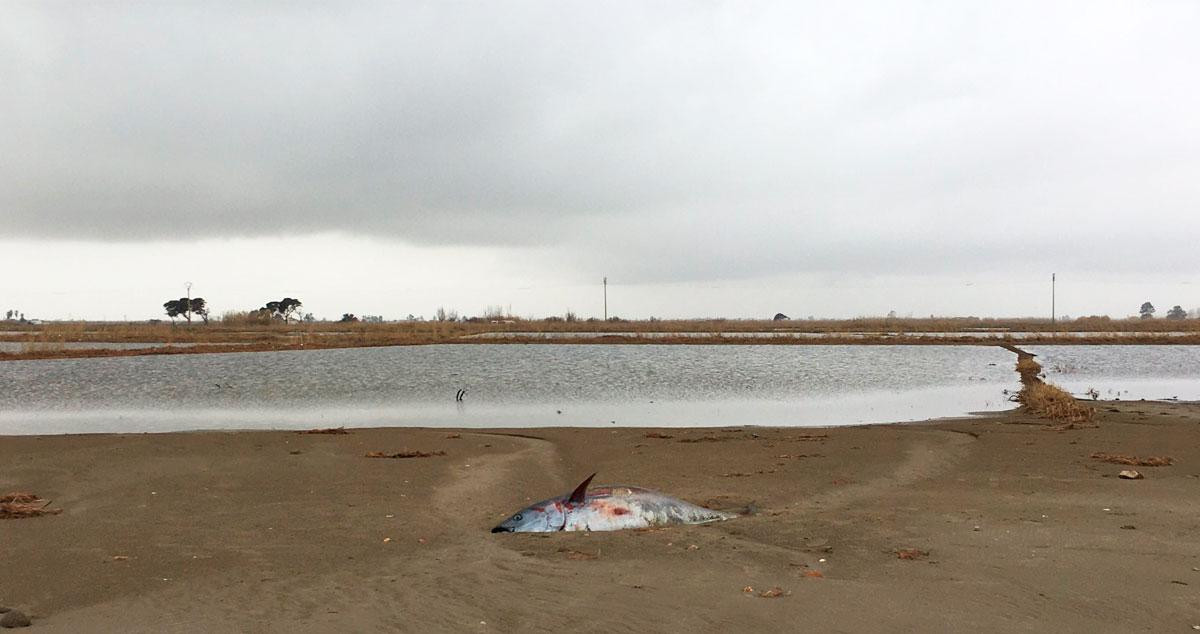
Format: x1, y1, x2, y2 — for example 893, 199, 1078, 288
1, 344, 1020, 434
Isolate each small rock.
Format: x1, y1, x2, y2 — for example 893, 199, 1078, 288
1118, 470, 1143, 480
1120, 525, 1136, 530
0, 610, 31, 628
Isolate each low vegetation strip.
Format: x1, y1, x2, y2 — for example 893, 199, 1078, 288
1007, 346, 1096, 425
3, 318, 1200, 361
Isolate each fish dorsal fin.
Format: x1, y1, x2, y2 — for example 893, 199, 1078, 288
567, 473, 596, 505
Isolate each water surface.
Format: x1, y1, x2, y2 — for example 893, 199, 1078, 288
0, 344, 1017, 434
1027, 345, 1200, 401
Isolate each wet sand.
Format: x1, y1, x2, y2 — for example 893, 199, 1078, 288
3, 402, 1199, 632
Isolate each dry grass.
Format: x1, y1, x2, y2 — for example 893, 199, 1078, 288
4, 316, 1199, 362
1019, 381, 1095, 424
1015, 355, 1042, 377
0, 492, 62, 519
1008, 348, 1095, 425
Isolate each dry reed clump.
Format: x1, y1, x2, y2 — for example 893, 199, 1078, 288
365, 450, 446, 459
1, 492, 62, 519
1015, 356, 1042, 376
1090, 452, 1173, 467
1019, 381, 1095, 424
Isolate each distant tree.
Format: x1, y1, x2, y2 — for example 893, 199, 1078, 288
189, 298, 209, 324
1165, 305, 1187, 320
773, 313, 790, 321
163, 297, 207, 323
1139, 302, 1156, 319
163, 298, 187, 322
4, 309, 11, 320
262, 298, 303, 323
339, 313, 359, 322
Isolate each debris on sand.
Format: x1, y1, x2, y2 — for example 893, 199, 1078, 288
1091, 452, 1173, 467
803, 570, 824, 578
297, 427, 350, 435
677, 436, 737, 443
758, 587, 790, 598
896, 548, 929, 560
0, 492, 62, 519
643, 432, 674, 439
786, 434, 829, 442
365, 450, 446, 459
0, 609, 32, 628
445, 433, 462, 439
1117, 470, 1144, 480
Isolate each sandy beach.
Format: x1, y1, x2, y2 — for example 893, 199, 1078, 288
3, 402, 1199, 632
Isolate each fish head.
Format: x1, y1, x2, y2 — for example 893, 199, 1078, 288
491, 474, 596, 533
491, 498, 567, 533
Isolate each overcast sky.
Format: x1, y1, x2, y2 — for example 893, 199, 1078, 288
2, 1, 1198, 321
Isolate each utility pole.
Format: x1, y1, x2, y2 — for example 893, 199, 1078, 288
603, 277, 608, 321
1051, 273, 1056, 325
186, 281, 193, 323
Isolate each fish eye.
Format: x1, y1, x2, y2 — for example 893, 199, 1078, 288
513, 514, 523, 521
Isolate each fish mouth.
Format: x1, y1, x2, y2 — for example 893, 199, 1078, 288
491, 525, 513, 533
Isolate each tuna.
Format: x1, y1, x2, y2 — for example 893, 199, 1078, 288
491, 473, 738, 533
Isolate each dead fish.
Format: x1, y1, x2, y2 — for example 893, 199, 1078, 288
491, 473, 737, 533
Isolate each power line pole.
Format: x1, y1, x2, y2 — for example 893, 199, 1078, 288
1051, 273, 1056, 324
603, 277, 608, 321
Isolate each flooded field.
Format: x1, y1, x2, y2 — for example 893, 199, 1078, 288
1028, 345, 1200, 401
466, 331, 1196, 340
3, 344, 1195, 435
2, 344, 1018, 434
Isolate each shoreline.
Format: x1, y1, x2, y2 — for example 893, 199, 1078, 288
4, 403, 1199, 631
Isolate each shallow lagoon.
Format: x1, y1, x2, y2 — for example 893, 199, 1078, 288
2, 344, 1195, 435
1, 344, 1018, 434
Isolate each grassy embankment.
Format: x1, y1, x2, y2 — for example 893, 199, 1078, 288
1, 316, 1198, 361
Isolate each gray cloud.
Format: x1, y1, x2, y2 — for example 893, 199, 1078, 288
2, 1, 1199, 281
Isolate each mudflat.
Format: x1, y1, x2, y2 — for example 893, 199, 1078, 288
2, 403, 1198, 632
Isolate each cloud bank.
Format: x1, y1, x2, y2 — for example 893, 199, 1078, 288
3, 1, 1198, 283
